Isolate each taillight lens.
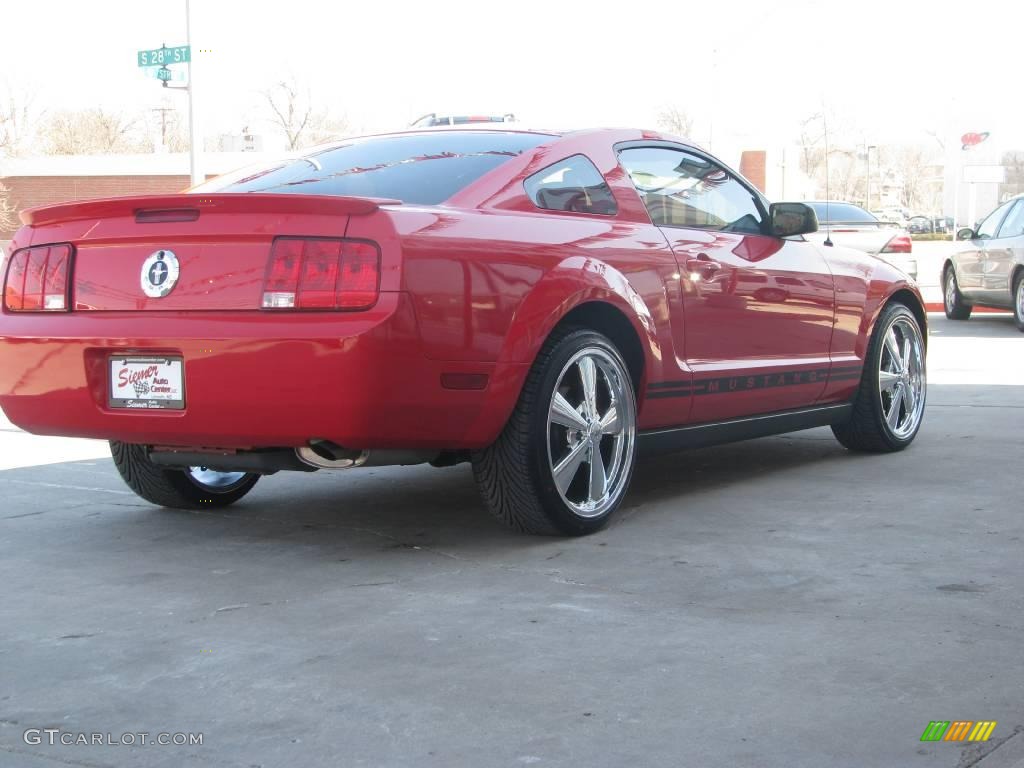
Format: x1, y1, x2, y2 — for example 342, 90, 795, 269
881, 234, 912, 254
262, 237, 380, 310
3, 244, 72, 312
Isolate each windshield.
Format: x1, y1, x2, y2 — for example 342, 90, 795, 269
807, 202, 879, 225
201, 131, 550, 204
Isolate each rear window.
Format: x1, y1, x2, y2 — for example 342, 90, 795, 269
807, 202, 878, 225
207, 131, 550, 204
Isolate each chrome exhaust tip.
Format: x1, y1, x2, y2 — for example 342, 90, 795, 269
295, 443, 368, 469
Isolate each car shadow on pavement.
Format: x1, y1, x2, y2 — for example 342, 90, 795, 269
927, 313, 1018, 338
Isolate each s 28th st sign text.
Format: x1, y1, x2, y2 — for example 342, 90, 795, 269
137, 46, 190, 67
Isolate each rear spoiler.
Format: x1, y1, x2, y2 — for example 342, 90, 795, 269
20, 193, 402, 227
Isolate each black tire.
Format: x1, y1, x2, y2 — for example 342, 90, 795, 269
110, 441, 259, 509
944, 265, 972, 320
1013, 272, 1024, 333
471, 328, 638, 536
832, 302, 926, 453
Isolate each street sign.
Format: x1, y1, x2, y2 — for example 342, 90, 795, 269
142, 66, 186, 83
137, 45, 190, 67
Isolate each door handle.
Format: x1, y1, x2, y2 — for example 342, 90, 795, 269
685, 254, 722, 278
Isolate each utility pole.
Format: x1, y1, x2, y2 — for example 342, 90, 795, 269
184, 0, 202, 186
151, 106, 173, 152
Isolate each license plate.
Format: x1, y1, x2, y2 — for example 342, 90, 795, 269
109, 356, 185, 410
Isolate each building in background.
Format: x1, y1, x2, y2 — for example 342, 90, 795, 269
0, 152, 280, 248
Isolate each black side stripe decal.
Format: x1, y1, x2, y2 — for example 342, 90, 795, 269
647, 365, 864, 399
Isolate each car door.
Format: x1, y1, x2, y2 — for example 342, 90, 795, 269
617, 145, 835, 423
957, 200, 1012, 296
980, 199, 1024, 307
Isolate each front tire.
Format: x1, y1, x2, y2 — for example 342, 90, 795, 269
110, 442, 259, 509
944, 266, 972, 320
832, 302, 927, 452
1014, 272, 1024, 333
472, 328, 637, 536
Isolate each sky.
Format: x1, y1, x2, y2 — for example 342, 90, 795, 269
3, 0, 1022, 162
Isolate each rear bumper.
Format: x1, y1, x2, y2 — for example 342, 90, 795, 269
0, 293, 524, 450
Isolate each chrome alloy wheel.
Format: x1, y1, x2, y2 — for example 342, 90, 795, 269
187, 467, 250, 492
877, 316, 926, 439
546, 347, 635, 518
945, 272, 957, 313
1016, 278, 1024, 320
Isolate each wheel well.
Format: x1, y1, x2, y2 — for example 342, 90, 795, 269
943, 259, 955, 278
886, 289, 928, 348
552, 302, 645, 391
1012, 264, 1024, 291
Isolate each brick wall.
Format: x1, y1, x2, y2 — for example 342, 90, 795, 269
738, 151, 767, 194
1, 175, 194, 238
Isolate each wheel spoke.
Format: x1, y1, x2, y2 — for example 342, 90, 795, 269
884, 329, 902, 371
878, 369, 901, 393
550, 391, 588, 431
577, 356, 598, 419
553, 439, 588, 494
886, 385, 904, 430
587, 443, 608, 502
599, 405, 622, 435
904, 382, 917, 417
900, 336, 912, 373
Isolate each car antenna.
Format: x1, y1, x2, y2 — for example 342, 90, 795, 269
823, 110, 833, 247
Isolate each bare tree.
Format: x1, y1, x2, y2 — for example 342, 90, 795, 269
0, 85, 37, 157
40, 108, 147, 155
656, 106, 694, 138
0, 180, 18, 234
263, 79, 349, 150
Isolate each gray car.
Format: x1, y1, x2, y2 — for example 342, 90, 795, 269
943, 194, 1024, 332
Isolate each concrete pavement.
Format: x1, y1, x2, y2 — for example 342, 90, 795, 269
0, 313, 1022, 768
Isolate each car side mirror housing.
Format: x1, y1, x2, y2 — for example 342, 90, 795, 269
956, 227, 975, 241
768, 202, 818, 238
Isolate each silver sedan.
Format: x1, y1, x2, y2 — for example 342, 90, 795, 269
943, 194, 1024, 332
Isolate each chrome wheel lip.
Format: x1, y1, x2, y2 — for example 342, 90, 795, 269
187, 466, 249, 492
1016, 279, 1024, 320
546, 347, 636, 519
877, 316, 926, 440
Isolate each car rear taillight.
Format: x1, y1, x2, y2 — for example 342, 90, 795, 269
881, 234, 912, 253
3, 244, 72, 312
261, 237, 380, 310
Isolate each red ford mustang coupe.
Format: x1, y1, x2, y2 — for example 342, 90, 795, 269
0, 127, 927, 535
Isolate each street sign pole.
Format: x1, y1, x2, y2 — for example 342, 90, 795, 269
185, 0, 203, 187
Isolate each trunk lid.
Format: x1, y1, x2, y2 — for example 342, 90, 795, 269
19, 194, 393, 311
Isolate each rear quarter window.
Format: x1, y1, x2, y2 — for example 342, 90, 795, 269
210, 131, 550, 205
524, 155, 617, 215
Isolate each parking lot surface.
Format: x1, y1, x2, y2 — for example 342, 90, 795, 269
1, 313, 1021, 768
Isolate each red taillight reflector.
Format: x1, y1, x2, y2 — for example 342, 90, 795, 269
881, 234, 912, 253
262, 237, 380, 311
337, 241, 380, 310
3, 244, 71, 312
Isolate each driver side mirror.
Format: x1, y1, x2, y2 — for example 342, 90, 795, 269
768, 202, 818, 238
956, 227, 975, 241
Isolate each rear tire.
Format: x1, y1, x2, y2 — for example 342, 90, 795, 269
832, 302, 926, 453
944, 266, 972, 320
472, 328, 637, 536
110, 442, 259, 509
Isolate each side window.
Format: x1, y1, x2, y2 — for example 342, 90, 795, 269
995, 200, 1024, 239
524, 155, 617, 215
618, 147, 764, 234
976, 200, 1013, 239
